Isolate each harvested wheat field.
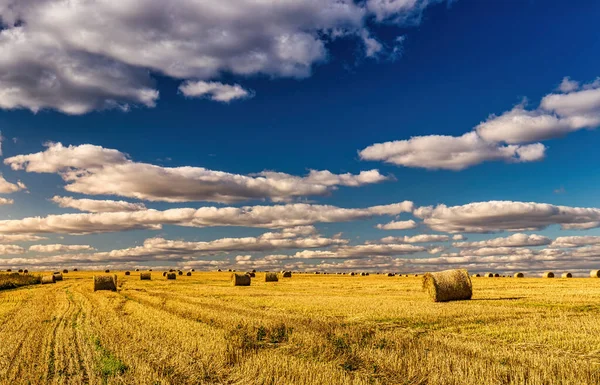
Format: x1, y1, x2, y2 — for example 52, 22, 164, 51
1, 271, 600, 385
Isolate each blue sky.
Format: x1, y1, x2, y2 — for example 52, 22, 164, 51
0, 0, 600, 274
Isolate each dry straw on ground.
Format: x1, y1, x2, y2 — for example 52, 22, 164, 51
41, 275, 55, 284
514, 272, 525, 278
232, 273, 251, 286
140, 272, 151, 280
422, 269, 473, 302
543, 272, 555, 278
265, 272, 279, 282
93, 275, 117, 292
283, 271, 292, 278
562, 272, 572, 278
591, 270, 600, 278
166, 273, 177, 280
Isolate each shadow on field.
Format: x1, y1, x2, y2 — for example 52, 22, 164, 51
471, 297, 524, 301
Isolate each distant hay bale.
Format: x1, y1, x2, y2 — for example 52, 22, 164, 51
135, 269, 140, 272
484, 273, 494, 278
125, 271, 130, 276
140, 272, 151, 280
104, 269, 110, 273
561, 272, 572, 278
251, 269, 256, 273
493, 273, 500, 277
93, 275, 117, 291
514, 272, 524, 278
178, 271, 183, 276
543, 272, 555, 278
387, 273, 395, 277
349, 272, 355, 276
360, 272, 366, 276
62, 269, 68, 274
186, 272, 192, 276
232, 273, 251, 286
471, 273, 480, 277
246, 272, 256, 278
53, 273, 63, 281
422, 269, 473, 302
218, 269, 222, 272
314, 272, 320, 275
6, 269, 11, 272
18, 269, 23, 273
169, 269, 175, 272
41, 275, 55, 284
228, 269, 232, 272
590, 270, 600, 278
162, 272, 167, 277
23, 269, 28, 274
191, 269, 195, 272
265, 272, 279, 282
148, 269, 153, 271
73, 268, 78, 272
166, 272, 176, 280
283, 271, 292, 278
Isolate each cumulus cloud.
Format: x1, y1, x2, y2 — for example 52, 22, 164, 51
0, 234, 46, 243
6, 142, 391, 203
359, 132, 545, 170
29, 244, 95, 253
379, 234, 449, 243
51, 196, 147, 213
415, 201, 600, 233
551, 236, 600, 248
376, 219, 417, 230
0, 175, 25, 194
0, 198, 14, 205
0, 0, 443, 114
0, 244, 25, 254
477, 78, 600, 144
452, 234, 466, 241
179, 81, 253, 103
453, 233, 551, 248
0, 201, 413, 235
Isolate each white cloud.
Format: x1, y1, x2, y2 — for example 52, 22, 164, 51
415, 201, 600, 233
0, 244, 25, 254
551, 236, 600, 248
477, 78, 600, 144
6, 143, 391, 203
0, 0, 442, 114
379, 234, 449, 243
452, 234, 465, 241
376, 219, 417, 230
0, 174, 25, 194
453, 233, 551, 248
179, 81, 253, 103
0, 201, 413, 235
359, 132, 545, 170
51, 196, 147, 213
0, 198, 14, 205
29, 244, 95, 253
0, 234, 46, 243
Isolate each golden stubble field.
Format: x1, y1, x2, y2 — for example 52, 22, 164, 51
1, 271, 599, 385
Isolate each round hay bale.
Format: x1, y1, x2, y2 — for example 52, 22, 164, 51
232, 273, 251, 286
125, 271, 131, 276
104, 269, 110, 273
265, 272, 279, 282
191, 269, 195, 272
135, 269, 140, 272
148, 269, 153, 271
561, 272, 572, 278
349, 272, 355, 276
387, 273, 395, 277
23, 269, 28, 274
6, 269, 11, 272
543, 272, 555, 278
422, 269, 473, 302
514, 272, 524, 278
471, 273, 480, 277
166, 272, 177, 280
18, 269, 23, 273
227, 269, 232, 272
360, 272, 366, 276
186, 272, 192, 276
283, 271, 292, 278
218, 269, 222, 272
178, 271, 183, 276
169, 269, 175, 272
53, 273, 63, 281
162, 272, 167, 277
62, 269, 68, 274
251, 269, 256, 273
140, 272, 151, 280
493, 273, 500, 278
246, 272, 256, 278
73, 268, 78, 272
93, 275, 117, 291
484, 273, 494, 278
314, 271, 320, 275
41, 275, 56, 284
590, 270, 600, 278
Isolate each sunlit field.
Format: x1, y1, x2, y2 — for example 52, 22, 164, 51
1, 271, 600, 385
